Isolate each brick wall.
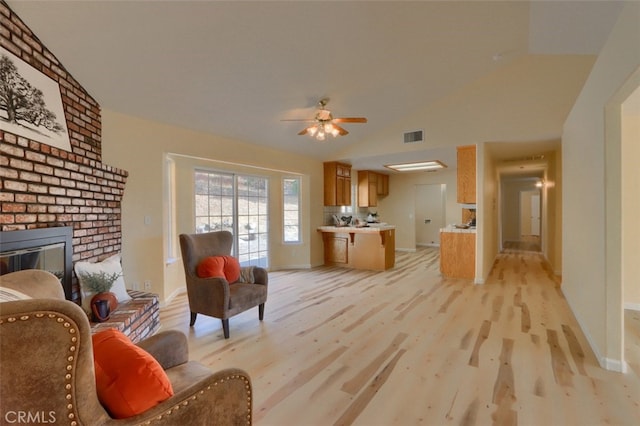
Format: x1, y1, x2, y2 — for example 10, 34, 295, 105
0, 1, 129, 302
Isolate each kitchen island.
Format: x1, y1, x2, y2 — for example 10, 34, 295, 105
317, 225, 395, 271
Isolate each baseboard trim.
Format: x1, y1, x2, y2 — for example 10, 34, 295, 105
270, 263, 312, 271
561, 288, 628, 372
604, 357, 628, 373
161, 286, 186, 308
396, 248, 417, 253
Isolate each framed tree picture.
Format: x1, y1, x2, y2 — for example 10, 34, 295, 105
0, 47, 71, 151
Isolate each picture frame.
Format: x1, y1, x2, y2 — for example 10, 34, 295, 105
0, 47, 71, 151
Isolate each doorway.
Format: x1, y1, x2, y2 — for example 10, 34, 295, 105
516, 189, 541, 251
500, 176, 543, 253
414, 184, 445, 246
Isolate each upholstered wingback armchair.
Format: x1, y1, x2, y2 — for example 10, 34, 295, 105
0, 270, 253, 425
179, 231, 268, 338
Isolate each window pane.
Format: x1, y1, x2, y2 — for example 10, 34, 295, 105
283, 177, 300, 243
195, 170, 268, 268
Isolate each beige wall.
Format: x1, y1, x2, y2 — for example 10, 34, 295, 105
546, 148, 562, 274
477, 143, 499, 284
101, 110, 325, 302
378, 168, 459, 251
622, 104, 640, 307
562, 2, 640, 370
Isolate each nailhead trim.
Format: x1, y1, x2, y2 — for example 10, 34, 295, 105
142, 374, 252, 425
1, 312, 80, 425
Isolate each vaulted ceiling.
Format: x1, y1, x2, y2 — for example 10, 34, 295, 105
8, 1, 624, 171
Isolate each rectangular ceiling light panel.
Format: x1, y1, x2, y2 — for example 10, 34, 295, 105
384, 160, 447, 172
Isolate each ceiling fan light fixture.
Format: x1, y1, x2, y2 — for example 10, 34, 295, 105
324, 123, 339, 137
284, 98, 367, 141
384, 160, 447, 172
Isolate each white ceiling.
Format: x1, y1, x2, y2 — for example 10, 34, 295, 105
7, 1, 624, 172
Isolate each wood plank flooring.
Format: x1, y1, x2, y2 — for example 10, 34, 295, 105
160, 248, 640, 426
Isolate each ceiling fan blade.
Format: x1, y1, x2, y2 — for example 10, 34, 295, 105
333, 117, 368, 123
298, 127, 310, 136
333, 124, 349, 136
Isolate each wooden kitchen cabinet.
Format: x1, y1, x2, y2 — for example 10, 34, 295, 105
358, 170, 378, 207
457, 145, 476, 204
324, 162, 352, 206
377, 173, 389, 196
323, 234, 349, 264
440, 230, 475, 279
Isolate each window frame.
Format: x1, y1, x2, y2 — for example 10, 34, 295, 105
282, 176, 301, 244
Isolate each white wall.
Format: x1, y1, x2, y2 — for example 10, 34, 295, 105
562, 2, 640, 370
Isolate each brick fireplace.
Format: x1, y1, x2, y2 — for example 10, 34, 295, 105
0, 1, 129, 303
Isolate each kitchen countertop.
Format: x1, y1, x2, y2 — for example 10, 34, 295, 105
318, 224, 396, 233
440, 225, 477, 234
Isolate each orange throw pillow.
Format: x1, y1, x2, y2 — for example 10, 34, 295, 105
223, 256, 241, 283
92, 329, 174, 419
196, 256, 226, 279
197, 256, 241, 283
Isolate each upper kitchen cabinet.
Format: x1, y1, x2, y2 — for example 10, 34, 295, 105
358, 171, 390, 207
324, 162, 352, 206
457, 145, 476, 204
377, 173, 389, 196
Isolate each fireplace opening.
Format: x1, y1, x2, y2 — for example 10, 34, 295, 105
0, 227, 73, 300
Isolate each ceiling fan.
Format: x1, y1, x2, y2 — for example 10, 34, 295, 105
282, 98, 367, 140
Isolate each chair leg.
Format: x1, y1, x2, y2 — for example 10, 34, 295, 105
222, 319, 230, 339
259, 303, 265, 321
190, 312, 197, 326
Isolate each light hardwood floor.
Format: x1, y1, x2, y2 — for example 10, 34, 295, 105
160, 248, 640, 425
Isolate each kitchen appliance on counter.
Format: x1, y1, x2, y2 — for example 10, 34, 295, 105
332, 214, 352, 227
466, 209, 476, 227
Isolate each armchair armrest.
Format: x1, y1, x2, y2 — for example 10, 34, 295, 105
186, 276, 230, 315
252, 267, 268, 286
125, 366, 253, 425
136, 330, 189, 369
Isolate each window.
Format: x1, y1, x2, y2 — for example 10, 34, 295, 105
283, 177, 301, 243
194, 170, 269, 268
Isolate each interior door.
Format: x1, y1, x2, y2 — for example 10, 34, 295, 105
530, 193, 540, 236
415, 184, 445, 246
519, 190, 540, 237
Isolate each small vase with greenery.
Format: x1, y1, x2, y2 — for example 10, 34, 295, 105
79, 271, 121, 322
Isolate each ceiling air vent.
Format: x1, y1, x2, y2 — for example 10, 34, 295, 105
403, 129, 424, 144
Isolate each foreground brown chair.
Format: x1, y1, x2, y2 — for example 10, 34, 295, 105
0, 270, 253, 425
179, 231, 268, 338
